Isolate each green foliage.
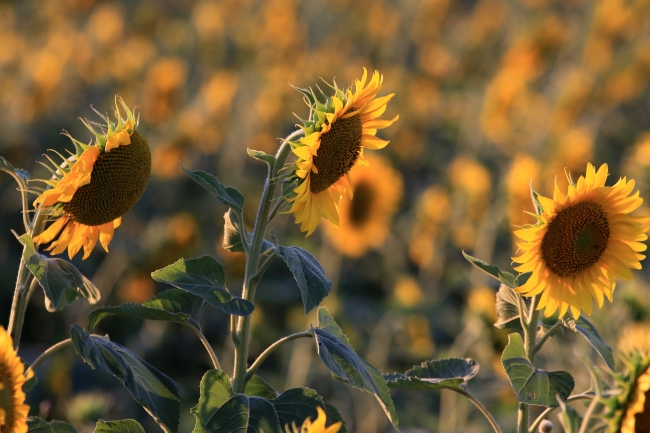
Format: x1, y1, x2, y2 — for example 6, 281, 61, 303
562, 316, 615, 370
384, 358, 478, 392
151, 256, 254, 316
27, 418, 79, 433
94, 420, 145, 433
246, 148, 277, 166
182, 165, 245, 213
191, 370, 346, 433
0, 155, 30, 189
502, 333, 574, 408
245, 375, 279, 399
312, 307, 398, 428
271, 233, 332, 313
462, 251, 529, 288
20, 233, 100, 311
557, 398, 581, 433
88, 289, 197, 331
495, 284, 524, 331
70, 325, 181, 433
222, 209, 273, 254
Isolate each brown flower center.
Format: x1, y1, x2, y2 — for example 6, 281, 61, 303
540, 201, 610, 277
634, 383, 650, 432
349, 181, 374, 227
310, 114, 363, 194
64, 131, 151, 226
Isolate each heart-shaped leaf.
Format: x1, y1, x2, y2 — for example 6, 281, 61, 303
312, 308, 398, 428
152, 256, 253, 316
272, 234, 332, 313
70, 326, 180, 433
502, 333, 574, 408
50, 421, 80, 433
88, 289, 198, 331
562, 316, 615, 370
94, 420, 145, 433
182, 166, 245, 213
20, 234, 100, 311
384, 358, 479, 391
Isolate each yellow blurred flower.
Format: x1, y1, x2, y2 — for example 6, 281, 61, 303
393, 275, 424, 308
0, 327, 30, 433
286, 407, 342, 433
467, 286, 497, 321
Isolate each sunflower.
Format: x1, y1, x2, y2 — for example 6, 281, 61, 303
324, 153, 403, 257
0, 327, 30, 433
285, 407, 342, 433
606, 349, 650, 433
287, 68, 398, 235
32, 97, 151, 260
513, 163, 648, 319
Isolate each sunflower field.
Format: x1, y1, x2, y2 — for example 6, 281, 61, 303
3, 1, 650, 432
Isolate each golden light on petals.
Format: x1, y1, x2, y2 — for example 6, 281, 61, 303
512, 163, 648, 319
286, 407, 342, 433
0, 327, 30, 433
324, 154, 403, 257
32, 97, 150, 260
286, 68, 398, 236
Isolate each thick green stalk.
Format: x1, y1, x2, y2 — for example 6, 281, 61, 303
231, 130, 302, 393
517, 295, 541, 433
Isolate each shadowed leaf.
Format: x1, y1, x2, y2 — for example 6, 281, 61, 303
182, 166, 245, 213
94, 420, 145, 433
385, 358, 478, 391
563, 316, 615, 370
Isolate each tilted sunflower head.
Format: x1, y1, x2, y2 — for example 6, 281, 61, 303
32, 97, 151, 259
286, 68, 398, 236
285, 407, 342, 433
0, 327, 30, 433
513, 163, 648, 319
605, 348, 650, 433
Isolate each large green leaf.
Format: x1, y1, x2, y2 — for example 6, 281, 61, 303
20, 234, 100, 311
312, 308, 398, 428
502, 333, 574, 408
94, 420, 145, 433
70, 325, 180, 433
88, 289, 197, 331
245, 375, 279, 399
27, 418, 55, 433
151, 256, 253, 316
563, 316, 615, 370
182, 166, 245, 213
272, 234, 332, 313
495, 284, 523, 330
191, 370, 346, 433
384, 358, 478, 391
50, 421, 80, 433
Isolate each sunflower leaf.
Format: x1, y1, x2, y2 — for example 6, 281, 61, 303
182, 165, 245, 213
27, 417, 55, 433
502, 333, 574, 407
462, 251, 522, 288
20, 233, 101, 311
557, 397, 581, 433
271, 234, 332, 314
246, 148, 276, 166
312, 307, 398, 428
70, 325, 181, 433
49, 421, 80, 433
88, 289, 198, 331
152, 256, 254, 316
222, 209, 273, 254
245, 375, 279, 399
191, 370, 346, 433
562, 316, 615, 370
384, 358, 478, 392
495, 284, 523, 331
94, 420, 145, 433
0, 155, 30, 189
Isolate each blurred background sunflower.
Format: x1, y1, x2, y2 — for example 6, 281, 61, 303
2, 0, 650, 432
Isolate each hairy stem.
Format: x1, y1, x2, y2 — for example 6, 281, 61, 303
231, 129, 303, 393
25, 338, 74, 377
188, 324, 221, 370
451, 389, 502, 433
531, 320, 563, 358
245, 331, 313, 381
517, 295, 541, 433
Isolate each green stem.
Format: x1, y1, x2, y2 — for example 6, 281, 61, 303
517, 295, 541, 433
231, 129, 302, 393
188, 324, 221, 370
450, 389, 502, 433
531, 320, 562, 358
245, 331, 312, 381
25, 338, 74, 377
528, 393, 595, 433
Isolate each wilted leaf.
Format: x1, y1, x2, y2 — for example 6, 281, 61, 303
385, 358, 479, 391
563, 316, 615, 370
502, 333, 574, 408
152, 256, 254, 316
182, 166, 245, 213
70, 326, 181, 433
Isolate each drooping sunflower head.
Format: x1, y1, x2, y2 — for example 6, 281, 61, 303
286, 68, 398, 236
285, 407, 342, 433
606, 349, 650, 433
324, 153, 403, 257
0, 327, 30, 433
32, 97, 151, 260
513, 163, 648, 319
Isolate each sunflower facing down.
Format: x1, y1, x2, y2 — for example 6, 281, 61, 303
513, 163, 648, 319
287, 69, 398, 235
33, 97, 151, 260
324, 153, 403, 257
285, 407, 342, 433
0, 327, 30, 433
